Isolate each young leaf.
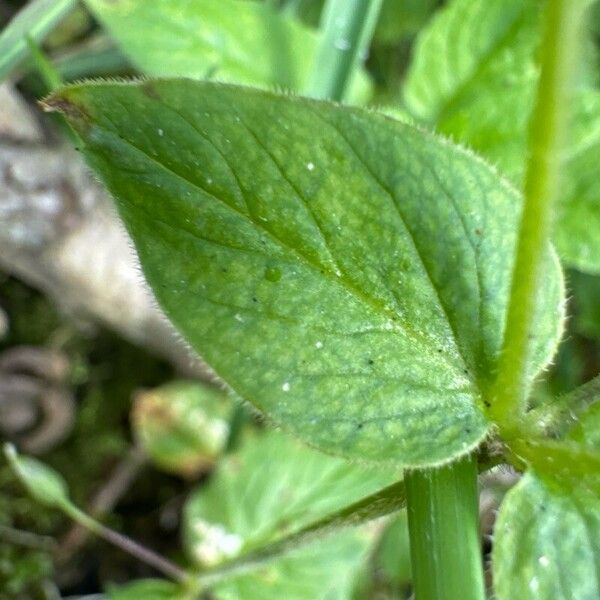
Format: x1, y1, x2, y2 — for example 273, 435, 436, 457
4, 444, 71, 510
132, 381, 230, 477
45, 79, 564, 466
0, 0, 77, 82
84, 0, 370, 102
403, 0, 600, 274
184, 431, 391, 597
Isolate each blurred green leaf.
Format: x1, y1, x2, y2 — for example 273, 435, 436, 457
0, 0, 77, 82
211, 532, 369, 600
84, 0, 370, 102
570, 270, 600, 339
353, 510, 412, 600
132, 381, 230, 477
568, 398, 600, 447
184, 431, 396, 566
46, 79, 564, 466
185, 431, 394, 598
375, 0, 438, 45
108, 579, 190, 600
403, 0, 600, 274
4, 444, 71, 510
377, 513, 411, 584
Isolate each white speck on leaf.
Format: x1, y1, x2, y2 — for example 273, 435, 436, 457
315, 341, 323, 349
529, 577, 539, 592
307, 162, 315, 171
157, 128, 164, 137
538, 555, 550, 568
191, 520, 242, 566
234, 313, 244, 322
282, 382, 291, 392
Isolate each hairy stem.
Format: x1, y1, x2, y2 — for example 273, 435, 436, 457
307, 0, 383, 101
405, 456, 485, 600
489, 0, 588, 432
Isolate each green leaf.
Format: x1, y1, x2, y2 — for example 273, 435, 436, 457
568, 399, 600, 448
554, 91, 600, 273
0, 0, 77, 82
493, 472, 600, 600
526, 373, 600, 438
403, 0, 600, 273
84, 0, 370, 102
509, 438, 600, 495
184, 431, 392, 598
132, 381, 230, 477
374, 0, 438, 45
184, 431, 395, 567
211, 533, 368, 600
107, 579, 189, 600
45, 79, 564, 467
3, 444, 71, 510
495, 395, 600, 599
198, 477, 407, 577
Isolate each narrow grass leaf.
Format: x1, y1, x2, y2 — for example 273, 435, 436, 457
0, 0, 76, 82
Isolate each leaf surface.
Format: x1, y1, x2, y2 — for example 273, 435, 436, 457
403, 0, 600, 273
495, 401, 600, 600
184, 431, 391, 598
184, 431, 396, 565
494, 471, 600, 600
46, 79, 564, 466
84, 0, 369, 101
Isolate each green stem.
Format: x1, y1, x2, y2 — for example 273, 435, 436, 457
489, 0, 588, 433
62, 504, 189, 583
405, 456, 485, 600
306, 0, 383, 101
